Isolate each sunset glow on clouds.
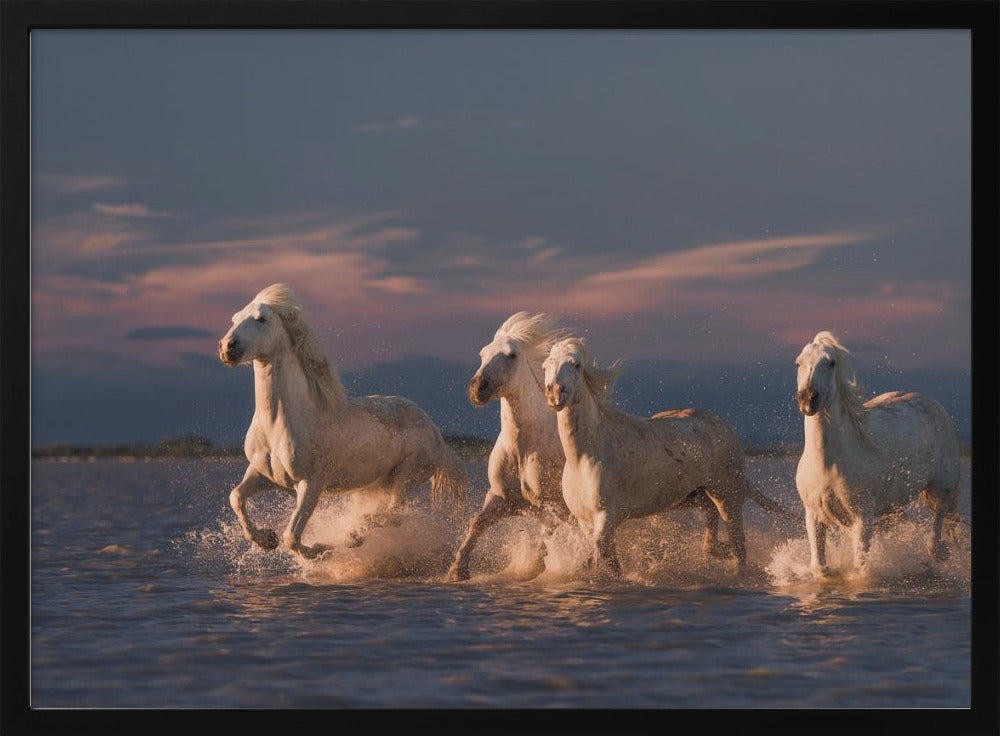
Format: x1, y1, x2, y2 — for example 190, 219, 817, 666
31, 199, 968, 372
30, 30, 970, 378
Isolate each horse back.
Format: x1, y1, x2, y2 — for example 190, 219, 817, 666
864, 391, 958, 439
639, 407, 745, 474
353, 393, 437, 426
648, 408, 740, 449
862, 390, 961, 480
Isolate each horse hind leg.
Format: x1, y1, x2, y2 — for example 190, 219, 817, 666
704, 489, 747, 575
682, 488, 727, 558
921, 483, 959, 563
346, 456, 426, 548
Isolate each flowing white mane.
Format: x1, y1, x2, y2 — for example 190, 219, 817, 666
557, 337, 622, 405
494, 311, 571, 365
811, 330, 868, 440
253, 283, 345, 409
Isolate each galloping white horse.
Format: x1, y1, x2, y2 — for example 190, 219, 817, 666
446, 312, 571, 581
794, 331, 962, 577
543, 338, 787, 576
218, 283, 468, 559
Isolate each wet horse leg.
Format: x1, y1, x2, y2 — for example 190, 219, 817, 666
921, 485, 957, 562
681, 488, 726, 558
230, 466, 281, 550
592, 509, 623, 578
850, 516, 874, 575
447, 492, 513, 581
805, 508, 830, 577
281, 478, 329, 559
703, 489, 746, 575
346, 454, 429, 548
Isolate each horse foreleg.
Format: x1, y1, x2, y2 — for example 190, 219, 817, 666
592, 509, 622, 578
281, 478, 328, 559
230, 466, 280, 550
447, 492, 512, 581
805, 508, 830, 577
850, 517, 874, 576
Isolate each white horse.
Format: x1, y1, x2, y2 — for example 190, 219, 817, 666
794, 331, 962, 577
218, 283, 468, 559
446, 312, 572, 582
543, 337, 787, 576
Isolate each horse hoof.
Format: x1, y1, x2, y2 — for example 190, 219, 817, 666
446, 566, 470, 582
257, 529, 280, 550
812, 565, 832, 579
297, 544, 329, 560
929, 539, 950, 562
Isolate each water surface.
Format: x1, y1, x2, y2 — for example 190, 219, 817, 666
31, 456, 971, 708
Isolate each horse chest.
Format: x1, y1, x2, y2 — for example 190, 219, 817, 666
517, 453, 558, 506
561, 457, 603, 521
245, 428, 302, 489
798, 465, 859, 527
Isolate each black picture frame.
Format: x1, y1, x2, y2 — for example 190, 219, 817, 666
3, 2, 997, 734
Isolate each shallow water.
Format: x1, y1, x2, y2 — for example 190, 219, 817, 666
31, 456, 971, 708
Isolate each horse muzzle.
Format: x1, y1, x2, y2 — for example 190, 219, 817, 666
219, 338, 242, 367
467, 376, 493, 406
545, 384, 568, 410
797, 388, 819, 416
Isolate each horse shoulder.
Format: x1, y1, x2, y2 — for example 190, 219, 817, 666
487, 439, 519, 491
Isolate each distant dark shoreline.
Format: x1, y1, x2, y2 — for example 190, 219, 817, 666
30, 433, 495, 460
31, 433, 974, 461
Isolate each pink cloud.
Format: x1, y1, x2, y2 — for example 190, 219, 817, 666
38, 174, 124, 193
584, 231, 873, 288
93, 202, 175, 219
368, 276, 429, 295
530, 246, 566, 264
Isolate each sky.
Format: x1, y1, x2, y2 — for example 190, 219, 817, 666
30, 30, 972, 444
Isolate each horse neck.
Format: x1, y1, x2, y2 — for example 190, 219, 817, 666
803, 398, 858, 466
555, 387, 602, 462
500, 360, 556, 449
252, 349, 315, 425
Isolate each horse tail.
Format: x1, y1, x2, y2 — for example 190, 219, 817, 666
431, 441, 469, 510
745, 478, 795, 518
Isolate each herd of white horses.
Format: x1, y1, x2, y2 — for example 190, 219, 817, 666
218, 283, 964, 581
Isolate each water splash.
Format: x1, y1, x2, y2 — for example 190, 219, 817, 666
765, 506, 971, 595
180, 457, 970, 595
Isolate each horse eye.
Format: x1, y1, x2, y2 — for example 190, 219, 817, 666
829, 359, 836, 367
256, 316, 266, 323
573, 361, 581, 369
508, 351, 517, 359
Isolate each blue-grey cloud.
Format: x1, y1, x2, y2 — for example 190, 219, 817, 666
125, 326, 215, 341
38, 173, 125, 193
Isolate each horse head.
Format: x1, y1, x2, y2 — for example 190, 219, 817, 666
218, 284, 301, 367
468, 311, 565, 407
795, 330, 851, 416
469, 334, 524, 406
542, 338, 587, 411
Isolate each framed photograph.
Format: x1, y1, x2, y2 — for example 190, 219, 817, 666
3, 1, 997, 731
